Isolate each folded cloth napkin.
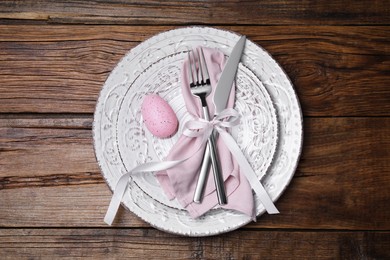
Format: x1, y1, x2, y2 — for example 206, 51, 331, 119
156, 47, 255, 219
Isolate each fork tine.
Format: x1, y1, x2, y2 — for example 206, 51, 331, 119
191, 50, 200, 86
196, 49, 204, 85
188, 52, 195, 88
199, 48, 210, 85
194, 51, 201, 85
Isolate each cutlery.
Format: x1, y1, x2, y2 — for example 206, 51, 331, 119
193, 36, 246, 204
188, 48, 227, 205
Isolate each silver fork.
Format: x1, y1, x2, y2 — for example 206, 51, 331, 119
188, 49, 227, 205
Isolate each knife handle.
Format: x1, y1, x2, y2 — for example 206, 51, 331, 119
193, 107, 227, 205
208, 129, 227, 205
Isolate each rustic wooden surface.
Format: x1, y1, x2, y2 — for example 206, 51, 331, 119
0, 1, 389, 259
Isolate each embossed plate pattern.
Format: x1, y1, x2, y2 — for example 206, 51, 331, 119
93, 27, 303, 236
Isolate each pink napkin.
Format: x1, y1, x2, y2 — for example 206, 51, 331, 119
156, 47, 255, 219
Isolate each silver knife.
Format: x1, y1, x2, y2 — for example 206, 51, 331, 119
193, 35, 246, 204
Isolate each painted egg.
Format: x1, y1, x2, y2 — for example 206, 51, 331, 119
141, 94, 178, 138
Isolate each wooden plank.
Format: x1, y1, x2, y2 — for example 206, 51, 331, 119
0, 117, 389, 229
0, 116, 97, 182
0, 184, 146, 228
0, 25, 389, 116
0, 0, 388, 25
0, 229, 389, 259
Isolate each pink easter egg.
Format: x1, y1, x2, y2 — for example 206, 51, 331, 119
141, 94, 178, 138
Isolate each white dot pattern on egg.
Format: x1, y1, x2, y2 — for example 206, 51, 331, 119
141, 94, 178, 138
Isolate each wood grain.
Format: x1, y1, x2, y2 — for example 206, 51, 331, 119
0, 229, 389, 259
0, 117, 388, 229
0, 0, 389, 25
0, 0, 388, 258
0, 116, 97, 184
0, 25, 389, 116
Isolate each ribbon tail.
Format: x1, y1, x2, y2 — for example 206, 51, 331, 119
218, 129, 279, 214
104, 172, 130, 225
104, 160, 193, 225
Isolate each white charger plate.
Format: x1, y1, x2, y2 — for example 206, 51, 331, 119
93, 27, 303, 236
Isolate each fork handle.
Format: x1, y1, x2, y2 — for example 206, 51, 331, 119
194, 106, 227, 205
193, 142, 211, 203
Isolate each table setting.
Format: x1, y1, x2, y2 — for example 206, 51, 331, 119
93, 27, 303, 236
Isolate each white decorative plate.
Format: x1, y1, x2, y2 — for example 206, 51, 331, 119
93, 27, 303, 236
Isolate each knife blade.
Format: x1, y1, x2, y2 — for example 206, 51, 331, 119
213, 36, 246, 115
193, 36, 246, 204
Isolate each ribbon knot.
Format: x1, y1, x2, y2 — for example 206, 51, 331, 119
183, 108, 241, 140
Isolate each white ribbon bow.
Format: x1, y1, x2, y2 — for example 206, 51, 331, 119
104, 108, 278, 225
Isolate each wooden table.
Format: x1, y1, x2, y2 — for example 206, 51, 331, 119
0, 1, 389, 259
